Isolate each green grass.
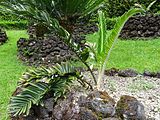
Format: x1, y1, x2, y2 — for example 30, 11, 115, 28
87, 32, 160, 73
0, 30, 28, 120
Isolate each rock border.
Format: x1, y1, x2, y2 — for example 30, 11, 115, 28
0, 28, 8, 45
120, 14, 160, 39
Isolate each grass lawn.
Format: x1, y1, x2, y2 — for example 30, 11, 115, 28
0, 30, 160, 119
0, 30, 28, 120
87, 32, 160, 73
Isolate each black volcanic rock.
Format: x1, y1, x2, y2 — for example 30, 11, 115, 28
143, 70, 157, 77
120, 14, 160, 39
118, 69, 138, 77
17, 36, 77, 66
0, 28, 8, 45
104, 68, 119, 76
116, 95, 146, 120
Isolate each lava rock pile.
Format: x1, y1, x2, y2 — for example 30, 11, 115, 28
120, 14, 160, 39
0, 28, 8, 45
11, 90, 146, 120
18, 22, 98, 66
72, 22, 98, 35
17, 35, 76, 66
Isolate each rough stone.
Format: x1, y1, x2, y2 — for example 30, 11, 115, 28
116, 95, 146, 120
118, 69, 138, 77
156, 72, 160, 78
86, 91, 116, 118
0, 28, 8, 45
104, 68, 119, 76
52, 90, 116, 119
102, 118, 121, 120
17, 36, 77, 66
120, 14, 160, 39
143, 71, 157, 77
52, 90, 94, 120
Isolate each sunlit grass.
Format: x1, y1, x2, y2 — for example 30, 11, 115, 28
86, 32, 160, 73
0, 30, 28, 120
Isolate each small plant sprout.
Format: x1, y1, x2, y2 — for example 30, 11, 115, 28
95, 8, 144, 90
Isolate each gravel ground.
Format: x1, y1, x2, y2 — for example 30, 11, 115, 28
83, 71, 160, 120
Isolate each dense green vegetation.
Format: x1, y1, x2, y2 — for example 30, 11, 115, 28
0, 6, 27, 29
0, 20, 28, 30
104, 0, 160, 18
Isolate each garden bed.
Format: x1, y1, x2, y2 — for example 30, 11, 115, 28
11, 71, 160, 120
83, 71, 160, 119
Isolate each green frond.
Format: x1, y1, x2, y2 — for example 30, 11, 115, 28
53, 63, 75, 75
9, 63, 85, 117
97, 10, 106, 55
19, 67, 55, 86
146, 0, 157, 12
104, 8, 143, 56
9, 82, 49, 116
82, 0, 106, 17
97, 8, 143, 89
0, 0, 105, 37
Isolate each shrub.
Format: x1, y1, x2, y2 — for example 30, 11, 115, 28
0, 20, 28, 30
105, 17, 118, 30
0, 12, 25, 21
104, 0, 160, 18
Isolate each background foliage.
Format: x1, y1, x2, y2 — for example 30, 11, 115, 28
104, 0, 160, 18
0, 20, 27, 29
0, 5, 27, 29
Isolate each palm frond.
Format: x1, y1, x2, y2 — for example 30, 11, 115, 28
82, 0, 105, 17
9, 82, 49, 116
146, 0, 157, 12
104, 8, 143, 56
0, 0, 105, 34
0, 0, 69, 38
9, 63, 87, 117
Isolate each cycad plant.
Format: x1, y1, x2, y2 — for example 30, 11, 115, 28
0, 0, 105, 117
9, 63, 91, 116
1, 0, 105, 36
92, 8, 144, 89
8, 7, 143, 117
1, 0, 145, 118
0, 0, 106, 84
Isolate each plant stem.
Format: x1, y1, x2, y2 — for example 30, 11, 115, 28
64, 34, 97, 86
97, 37, 118, 90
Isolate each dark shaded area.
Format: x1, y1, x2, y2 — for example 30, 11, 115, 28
104, 68, 160, 78
17, 36, 76, 66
